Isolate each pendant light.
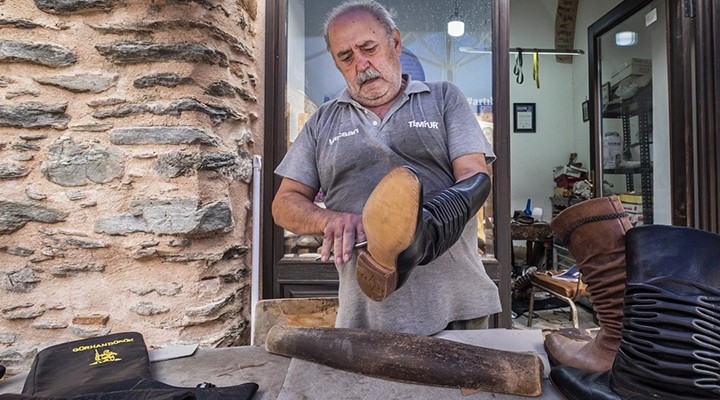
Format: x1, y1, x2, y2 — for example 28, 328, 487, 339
615, 31, 638, 46
448, 0, 464, 37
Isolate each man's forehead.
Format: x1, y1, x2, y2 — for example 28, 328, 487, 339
328, 10, 387, 44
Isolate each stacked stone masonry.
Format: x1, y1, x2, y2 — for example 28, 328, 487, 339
0, 0, 263, 376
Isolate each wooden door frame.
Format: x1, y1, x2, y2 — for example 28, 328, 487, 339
262, 0, 513, 327
492, 0, 512, 328
587, 0, 692, 226
693, 0, 720, 232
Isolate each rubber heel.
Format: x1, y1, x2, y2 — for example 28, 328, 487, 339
356, 251, 398, 301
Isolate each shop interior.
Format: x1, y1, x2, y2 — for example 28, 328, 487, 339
282, 0, 670, 329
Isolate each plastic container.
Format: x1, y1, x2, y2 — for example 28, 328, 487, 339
603, 131, 623, 169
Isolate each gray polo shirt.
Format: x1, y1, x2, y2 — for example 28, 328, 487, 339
275, 78, 501, 335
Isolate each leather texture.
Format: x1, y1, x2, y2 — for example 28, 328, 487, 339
395, 170, 491, 285
358, 166, 421, 301
550, 225, 720, 400
610, 225, 720, 399
549, 367, 619, 400
545, 196, 632, 372
530, 272, 587, 298
357, 166, 490, 301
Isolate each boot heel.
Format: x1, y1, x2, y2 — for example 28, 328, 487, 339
357, 251, 398, 301
359, 166, 420, 301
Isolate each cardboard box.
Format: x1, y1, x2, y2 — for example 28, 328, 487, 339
553, 165, 588, 179
618, 192, 643, 204
622, 202, 643, 213
611, 58, 652, 86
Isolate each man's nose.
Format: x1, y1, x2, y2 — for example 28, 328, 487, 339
355, 54, 370, 71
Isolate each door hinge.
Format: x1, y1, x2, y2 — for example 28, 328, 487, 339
683, 0, 695, 18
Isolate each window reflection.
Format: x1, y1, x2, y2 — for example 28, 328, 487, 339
284, 0, 495, 259
597, 0, 669, 226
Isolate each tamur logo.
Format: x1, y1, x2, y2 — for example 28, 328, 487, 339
329, 128, 359, 145
408, 120, 439, 129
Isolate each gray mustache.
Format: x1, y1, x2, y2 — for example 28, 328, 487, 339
356, 68, 382, 85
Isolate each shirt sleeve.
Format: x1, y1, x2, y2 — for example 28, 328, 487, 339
274, 115, 322, 190
442, 82, 497, 165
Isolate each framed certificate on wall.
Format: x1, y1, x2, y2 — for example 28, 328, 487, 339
513, 103, 536, 133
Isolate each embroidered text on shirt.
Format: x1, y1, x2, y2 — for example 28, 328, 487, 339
329, 128, 359, 145
408, 120, 439, 129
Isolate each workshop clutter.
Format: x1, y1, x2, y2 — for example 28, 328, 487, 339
618, 192, 644, 226
610, 58, 651, 86
553, 154, 589, 199
602, 131, 623, 169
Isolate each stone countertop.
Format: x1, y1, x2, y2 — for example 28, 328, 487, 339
0, 329, 562, 399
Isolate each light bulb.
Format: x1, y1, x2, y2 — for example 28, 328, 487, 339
448, 20, 464, 37
615, 31, 637, 46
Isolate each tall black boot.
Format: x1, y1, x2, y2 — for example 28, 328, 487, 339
550, 225, 720, 400
357, 166, 490, 301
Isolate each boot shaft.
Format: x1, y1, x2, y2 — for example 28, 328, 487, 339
611, 225, 720, 399
403, 172, 491, 267
550, 196, 632, 268
549, 196, 631, 335
358, 167, 490, 301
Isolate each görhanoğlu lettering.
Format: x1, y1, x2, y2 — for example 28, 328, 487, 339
72, 337, 135, 352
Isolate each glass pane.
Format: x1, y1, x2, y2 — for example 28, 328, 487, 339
285, 0, 495, 259
598, 0, 669, 226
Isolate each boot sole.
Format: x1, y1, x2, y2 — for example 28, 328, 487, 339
357, 167, 420, 301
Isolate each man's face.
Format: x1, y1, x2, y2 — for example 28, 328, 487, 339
327, 10, 403, 108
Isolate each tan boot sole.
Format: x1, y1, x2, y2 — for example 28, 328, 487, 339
357, 167, 420, 301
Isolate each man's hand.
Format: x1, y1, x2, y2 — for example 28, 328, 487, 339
272, 177, 365, 265
320, 212, 365, 264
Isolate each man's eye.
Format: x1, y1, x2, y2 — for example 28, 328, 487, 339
363, 46, 377, 53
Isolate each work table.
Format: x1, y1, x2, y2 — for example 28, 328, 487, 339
0, 329, 563, 399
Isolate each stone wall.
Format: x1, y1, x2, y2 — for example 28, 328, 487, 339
0, 0, 263, 376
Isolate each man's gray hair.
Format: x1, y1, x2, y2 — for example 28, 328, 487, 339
323, 0, 397, 50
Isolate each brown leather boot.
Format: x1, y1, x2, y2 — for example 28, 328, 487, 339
550, 225, 720, 399
544, 195, 632, 372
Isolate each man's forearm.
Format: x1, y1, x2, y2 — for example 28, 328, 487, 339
272, 191, 334, 235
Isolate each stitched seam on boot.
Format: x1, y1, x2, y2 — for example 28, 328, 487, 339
561, 212, 629, 245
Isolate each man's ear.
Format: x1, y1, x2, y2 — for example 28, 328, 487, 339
392, 28, 402, 54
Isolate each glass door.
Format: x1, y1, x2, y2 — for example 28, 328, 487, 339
264, 0, 513, 326
589, 0, 671, 226
283, 0, 496, 261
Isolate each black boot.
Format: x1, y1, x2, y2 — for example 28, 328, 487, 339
550, 225, 720, 400
357, 166, 490, 301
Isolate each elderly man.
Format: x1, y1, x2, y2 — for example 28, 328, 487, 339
272, 0, 500, 335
